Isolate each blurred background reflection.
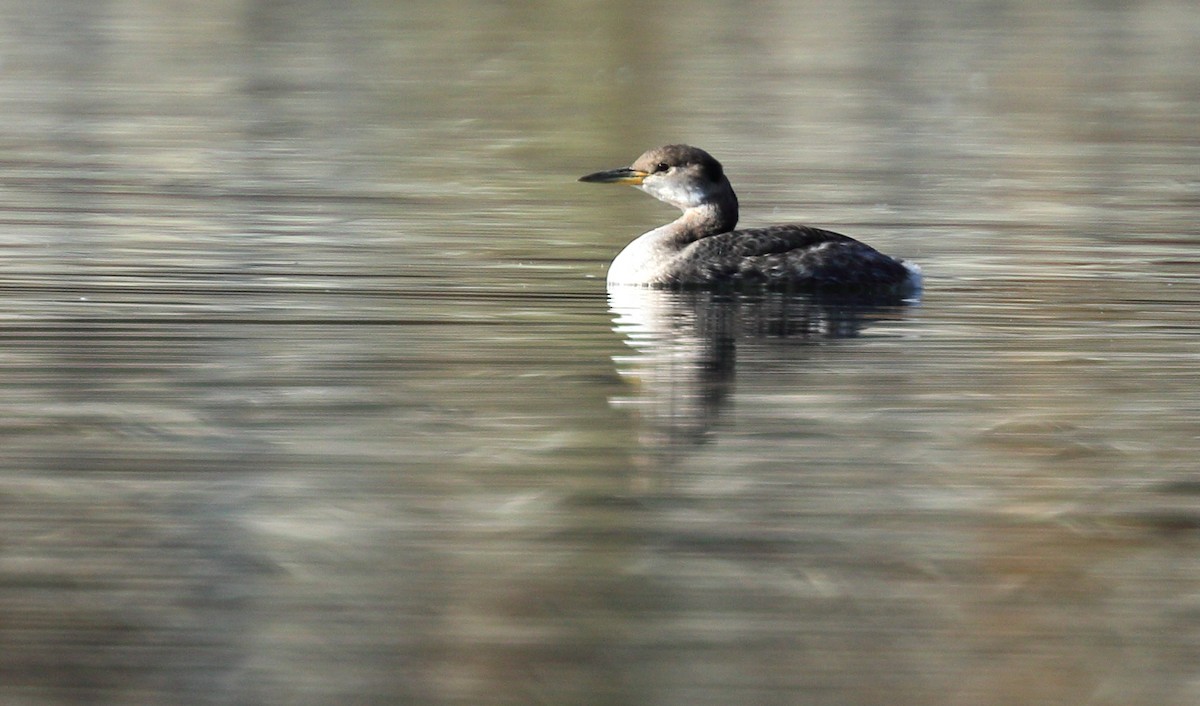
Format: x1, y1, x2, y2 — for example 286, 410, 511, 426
0, 1, 1197, 704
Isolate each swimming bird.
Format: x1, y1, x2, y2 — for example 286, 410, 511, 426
579, 144, 921, 295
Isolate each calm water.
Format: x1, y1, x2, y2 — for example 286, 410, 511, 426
1, 1, 1198, 704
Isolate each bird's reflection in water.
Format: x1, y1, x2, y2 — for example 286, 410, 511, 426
609, 286, 916, 463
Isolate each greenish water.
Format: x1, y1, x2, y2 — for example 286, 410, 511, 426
0, 2, 1198, 705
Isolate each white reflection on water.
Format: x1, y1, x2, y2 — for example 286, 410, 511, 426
609, 287, 916, 457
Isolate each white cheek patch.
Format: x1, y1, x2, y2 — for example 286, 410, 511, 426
639, 179, 707, 209
683, 185, 707, 207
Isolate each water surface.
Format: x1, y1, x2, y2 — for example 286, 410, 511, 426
0, 2, 1198, 705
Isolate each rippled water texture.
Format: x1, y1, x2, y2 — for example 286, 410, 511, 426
1, 2, 1198, 705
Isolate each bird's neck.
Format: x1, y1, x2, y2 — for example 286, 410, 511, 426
668, 187, 738, 245
606, 187, 738, 287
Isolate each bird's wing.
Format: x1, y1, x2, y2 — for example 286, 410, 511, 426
679, 225, 908, 290
718, 225, 855, 258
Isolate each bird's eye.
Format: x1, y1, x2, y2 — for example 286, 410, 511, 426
654, 162, 670, 173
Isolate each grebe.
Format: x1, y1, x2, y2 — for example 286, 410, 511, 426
579, 144, 921, 295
